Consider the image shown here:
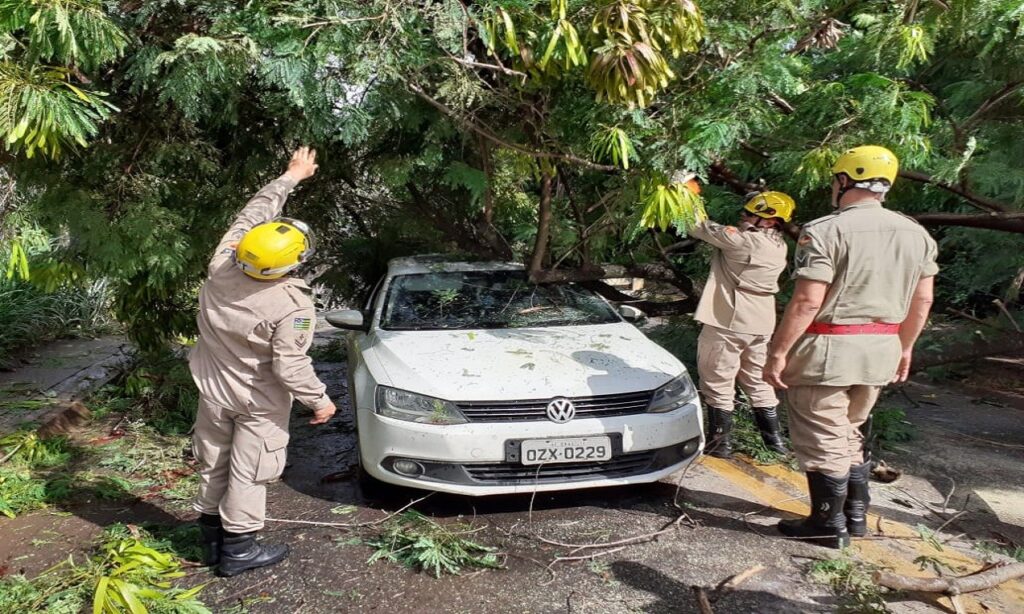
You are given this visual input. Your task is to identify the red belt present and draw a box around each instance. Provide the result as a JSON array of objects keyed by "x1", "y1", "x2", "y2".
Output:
[{"x1": 806, "y1": 322, "x2": 900, "y2": 335}]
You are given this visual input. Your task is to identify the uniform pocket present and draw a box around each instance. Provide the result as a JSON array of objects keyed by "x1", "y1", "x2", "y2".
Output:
[{"x1": 253, "y1": 432, "x2": 290, "y2": 484}]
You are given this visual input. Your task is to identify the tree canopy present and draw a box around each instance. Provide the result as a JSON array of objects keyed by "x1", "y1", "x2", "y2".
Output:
[{"x1": 2, "y1": 0, "x2": 1023, "y2": 348}]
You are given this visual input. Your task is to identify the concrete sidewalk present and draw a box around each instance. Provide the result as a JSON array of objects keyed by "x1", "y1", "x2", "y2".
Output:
[{"x1": 0, "y1": 336, "x2": 133, "y2": 433}]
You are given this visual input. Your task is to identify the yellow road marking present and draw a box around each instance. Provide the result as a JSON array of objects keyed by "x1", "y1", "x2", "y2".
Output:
[{"x1": 699, "y1": 456, "x2": 1024, "y2": 612}]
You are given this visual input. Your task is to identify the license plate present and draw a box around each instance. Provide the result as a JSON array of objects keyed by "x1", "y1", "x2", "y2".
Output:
[{"x1": 521, "y1": 436, "x2": 613, "y2": 465}]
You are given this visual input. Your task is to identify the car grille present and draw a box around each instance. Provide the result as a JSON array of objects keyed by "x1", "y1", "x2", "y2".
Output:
[
  {"x1": 456, "y1": 390, "x2": 653, "y2": 422},
  {"x1": 464, "y1": 450, "x2": 657, "y2": 484}
]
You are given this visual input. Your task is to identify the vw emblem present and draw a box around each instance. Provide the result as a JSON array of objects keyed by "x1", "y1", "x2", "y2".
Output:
[{"x1": 546, "y1": 398, "x2": 576, "y2": 423}]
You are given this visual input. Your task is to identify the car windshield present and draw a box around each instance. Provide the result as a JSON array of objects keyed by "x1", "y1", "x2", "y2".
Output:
[{"x1": 380, "y1": 270, "x2": 621, "y2": 330}]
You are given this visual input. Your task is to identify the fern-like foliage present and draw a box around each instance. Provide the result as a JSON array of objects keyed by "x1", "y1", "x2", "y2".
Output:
[
  {"x1": 0, "y1": 62, "x2": 115, "y2": 156},
  {"x1": 0, "y1": 0, "x2": 125, "y2": 157},
  {"x1": 0, "y1": 0, "x2": 128, "y2": 70}
]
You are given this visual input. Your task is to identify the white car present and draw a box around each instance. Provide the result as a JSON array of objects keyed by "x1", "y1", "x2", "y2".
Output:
[{"x1": 326, "y1": 256, "x2": 703, "y2": 496}]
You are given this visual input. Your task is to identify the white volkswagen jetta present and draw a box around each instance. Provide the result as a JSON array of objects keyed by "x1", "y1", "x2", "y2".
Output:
[{"x1": 326, "y1": 257, "x2": 703, "y2": 495}]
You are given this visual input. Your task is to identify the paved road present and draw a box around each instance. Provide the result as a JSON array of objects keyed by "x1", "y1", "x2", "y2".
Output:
[
  {"x1": 194, "y1": 360, "x2": 1024, "y2": 614},
  {"x1": 1, "y1": 338, "x2": 1021, "y2": 613}
]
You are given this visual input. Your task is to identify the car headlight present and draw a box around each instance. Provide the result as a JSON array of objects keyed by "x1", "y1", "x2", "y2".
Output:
[
  {"x1": 374, "y1": 386, "x2": 468, "y2": 425},
  {"x1": 647, "y1": 373, "x2": 698, "y2": 413}
]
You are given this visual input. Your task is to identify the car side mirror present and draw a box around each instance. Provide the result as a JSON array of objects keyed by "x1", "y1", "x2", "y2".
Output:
[
  {"x1": 325, "y1": 310, "x2": 370, "y2": 332},
  {"x1": 619, "y1": 304, "x2": 646, "y2": 322}
]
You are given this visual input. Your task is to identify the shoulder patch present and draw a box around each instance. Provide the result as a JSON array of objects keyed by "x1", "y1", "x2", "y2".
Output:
[
  {"x1": 798, "y1": 234, "x2": 813, "y2": 246},
  {"x1": 293, "y1": 317, "x2": 312, "y2": 331}
]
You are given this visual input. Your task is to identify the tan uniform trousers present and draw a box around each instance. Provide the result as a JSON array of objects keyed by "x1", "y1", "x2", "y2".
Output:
[
  {"x1": 697, "y1": 324, "x2": 779, "y2": 410},
  {"x1": 193, "y1": 397, "x2": 290, "y2": 533},
  {"x1": 786, "y1": 385, "x2": 881, "y2": 478}
]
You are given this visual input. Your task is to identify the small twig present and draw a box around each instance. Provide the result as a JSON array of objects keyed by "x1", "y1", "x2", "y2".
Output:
[
  {"x1": 535, "y1": 513, "x2": 686, "y2": 556},
  {"x1": 718, "y1": 564, "x2": 767, "y2": 592},
  {"x1": 546, "y1": 545, "x2": 628, "y2": 567},
  {"x1": 923, "y1": 423, "x2": 1024, "y2": 450},
  {"x1": 265, "y1": 493, "x2": 434, "y2": 529},
  {"x1": 992, "y1": 299, "x2": 1022, "y2": 332},
  {"x1": 942, "y1": 476, "x2": 957, "y2": 514},
  {"x1": 935, "y1": 510, "x2": 967, "y2": 536},
  {"x1": 0, "y1": 441, "x2": 25, "y2": 464},
  {"x1": 692, "y1": 586, "x2": 715, "y2": 614},
  {"x1": 449, "y1": 56, "x2": 528, "y2": 79}
]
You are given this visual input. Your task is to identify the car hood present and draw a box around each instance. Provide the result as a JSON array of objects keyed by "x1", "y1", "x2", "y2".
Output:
[{"x1": 366, "y1": 323, "x2": 685, "y2": 401}]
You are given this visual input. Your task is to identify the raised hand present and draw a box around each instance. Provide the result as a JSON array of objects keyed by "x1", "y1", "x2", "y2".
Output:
[{"x1": 284, "y1": 146, "x2": 319, "y2": 183}]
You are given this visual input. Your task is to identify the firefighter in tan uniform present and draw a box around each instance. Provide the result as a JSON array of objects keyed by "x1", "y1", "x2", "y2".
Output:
[
  {"x1": 190, "y1": 147, "x2": 337, "y2": 576},
  {"x1": 764, "y1": 146, "x2": 938, "y2": 549},
  {"x1": 690, "y1": 192, "x2": 795, "y2": 458}
]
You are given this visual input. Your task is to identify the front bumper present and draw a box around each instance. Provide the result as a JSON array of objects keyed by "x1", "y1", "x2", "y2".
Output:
[{"x1": 358, "y1": 401, "x2": 703, "y2": 496}]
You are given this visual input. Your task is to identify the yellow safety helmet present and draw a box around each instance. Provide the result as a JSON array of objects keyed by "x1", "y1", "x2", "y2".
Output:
[
  {"x1": 831, "y1": 145, "x2": 899, "y2": 184},
  {"x1": 234, "y1": 217, "x2": 315, "y2": 280},
  {"x1": 743, "y1": 191, "x2": 796, "y2": 223}
]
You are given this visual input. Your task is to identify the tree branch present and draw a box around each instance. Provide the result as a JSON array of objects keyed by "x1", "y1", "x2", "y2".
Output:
[
  {"x1": 582, "y1": 280, "x2": 697, "y2": 315},
  {"x1": 873, "y1": 564, "x2": 1024, "y2": 596},
  {"x1": 448, "y1": 56, "x2": 527, "y2": 79},
  {"x1": 900, "y1": 170, "x2": 1013, "y2": 212},
  {"x1": 532, "y1": 263, "x2": 684, "y2": 285},
  {"x1": 912, "y1": 212, "x2": 1024, "y2": 233},
  {"x1": 961, "y1": 81, "x2": 1024, "y2": 133},
  {"x1": 407, "y1": 84, "x2": 618, "y2": 172}
]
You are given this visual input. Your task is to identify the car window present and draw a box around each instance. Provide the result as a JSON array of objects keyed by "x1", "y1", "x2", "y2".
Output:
[{"x1": 380, "y1": 270, "x2": 620, "y2": 330}]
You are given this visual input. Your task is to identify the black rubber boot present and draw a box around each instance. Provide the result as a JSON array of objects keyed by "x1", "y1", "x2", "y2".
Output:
[
  {"x1": 777, "y1": 472, "x2": 851, "y2": 549},
  {"x1": 845, "y1": 460, "x2": 872, "y2": 537},
  {"x1": 752, "y1": 406, "x2": 789, "y2": 455},
  {"x1": 217, "y1": 532, "x2": 289, "y2": 577},
  {"x1": 704, "y1": 407, "x2": 733, "y2": 459},
  {"x1": 198, "y1": 513, "x2": 223, "y2": 566}
]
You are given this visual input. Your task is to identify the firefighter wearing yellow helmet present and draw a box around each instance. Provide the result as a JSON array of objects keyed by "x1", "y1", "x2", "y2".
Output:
[
  {"x1": 764, "y1": 146, "x2": 938, "y2": 549},
  {"x1": 689, "y1": 190, "x2": 796, "y2": 459},
  {"x1": 188, "y1": 147, "x2": 336, "y2": 577}
]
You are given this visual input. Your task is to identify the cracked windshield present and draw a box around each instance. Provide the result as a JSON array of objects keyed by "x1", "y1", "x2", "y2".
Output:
[{"x1": 381, "y1": 270, "x2": 620, "y2": 330}]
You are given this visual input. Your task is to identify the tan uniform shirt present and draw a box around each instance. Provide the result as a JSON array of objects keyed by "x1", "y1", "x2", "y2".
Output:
[
  {"x1": 690, "y1": 221, "x2": 788, "y2": 335},
  {"x1": 783, "y1": 200, "x2": 939, "y2": 387},
  {"x1": 188, "y1": 176, "x2": 330, "y2": 413}
]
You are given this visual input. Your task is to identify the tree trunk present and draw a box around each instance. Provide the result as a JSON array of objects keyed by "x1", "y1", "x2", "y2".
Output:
[
  {"x1": 583, "y1": 280, "x2": 697, "y2": 315},
  {"x1": 528, "y1": 171, "x2": 555, "y2": 277}
]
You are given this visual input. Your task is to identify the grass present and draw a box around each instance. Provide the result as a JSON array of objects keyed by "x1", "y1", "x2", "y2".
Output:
[
  {"x1": 870, "y1": 405, "x2": 915, "y2": 450},
  {"x1": 975, "y1": 540, "x2": 1024, "y2": 563},
  {"x1": 0, "y1": 523, "x2": 211, "y2": 614},
  {"x1": 367, "y1": 510, "x2": 502, "y2": 578},
  {"x1": 0, "y1": 398, "x2": 196, "y2": 517},
  {"x1": 117, "y1": 352, "x2": 199, "y2": 436},
  {"x1": 0, "y1": 279, "x2": 117, "y2": 367},
  {"x1": 807, "y1": 553, "x2": 891, "y2": 613},
  {"x1": 730, "y1": 404, "x2": 796, "y2": 467}
]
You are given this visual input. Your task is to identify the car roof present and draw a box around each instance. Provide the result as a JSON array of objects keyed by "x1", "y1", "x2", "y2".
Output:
[{"x1": 386, "y1": 255, "x2": 525, "y2": 277}]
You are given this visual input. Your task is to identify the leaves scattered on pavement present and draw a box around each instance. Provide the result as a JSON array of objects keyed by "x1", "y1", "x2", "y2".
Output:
[{"x1": 367, "y1": 510, "x2": 503, "y2": 578}]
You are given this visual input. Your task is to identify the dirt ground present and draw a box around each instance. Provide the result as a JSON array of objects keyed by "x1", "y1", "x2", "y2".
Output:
[{"x1": 2, "y1": 338, "x2": 1023, "y2": 613}]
